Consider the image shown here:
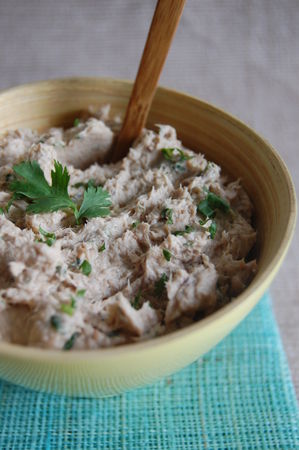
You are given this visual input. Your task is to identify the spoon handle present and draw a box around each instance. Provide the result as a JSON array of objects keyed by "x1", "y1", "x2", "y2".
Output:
[{"x1": 111, "y1": 0, "x2": 186, "y2": 162}]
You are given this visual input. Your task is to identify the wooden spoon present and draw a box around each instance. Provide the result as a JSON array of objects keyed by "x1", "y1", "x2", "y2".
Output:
[{"x1": 110, "y1": 0, "x2": 186, "y2": 162}]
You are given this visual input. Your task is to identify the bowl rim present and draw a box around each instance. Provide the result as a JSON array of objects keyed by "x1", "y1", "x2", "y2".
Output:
[{"x1": 0, "y1": 76, "x2": 296, "y2": 361}]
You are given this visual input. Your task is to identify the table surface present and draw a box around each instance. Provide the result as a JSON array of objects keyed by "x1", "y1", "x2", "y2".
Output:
[{"x1": 0, "y1": 0, "x2": 298, "y2": 398}]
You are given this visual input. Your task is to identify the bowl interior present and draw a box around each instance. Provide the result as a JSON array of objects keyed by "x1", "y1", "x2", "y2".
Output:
[
  {"x1": 0, "y1": 77, "x2": 295, "y2": 290},
  {"x1": 0, "y1": 78, "x2": 296, "y2": 396}
]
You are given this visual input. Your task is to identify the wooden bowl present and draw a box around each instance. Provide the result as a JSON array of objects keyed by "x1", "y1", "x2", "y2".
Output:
[{"x1": 0, "y1": 78, "x2": 296, "y2": 397}]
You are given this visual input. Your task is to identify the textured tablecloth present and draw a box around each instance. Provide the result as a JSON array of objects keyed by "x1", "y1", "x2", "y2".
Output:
[{"x1": 0, "y1": 293, "x2": 298, "y2": 449}]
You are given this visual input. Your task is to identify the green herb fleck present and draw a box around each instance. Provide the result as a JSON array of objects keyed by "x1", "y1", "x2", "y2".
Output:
[
  {"x1": 132, "y1": 220, "x2": 140, "y2": 229},
  {"x1": 99, "y1": 243, "x2": 106, "y2": 252},
  {"x1": 39, "y1": 226, "x2": 56, "y2": 246},
  {"x1": 73, "y1": 118, "x2": 80, "y2": 127},
  {"x1": 61, "y1": 298, "x2": 76, "y2": 316},
  {"x1": 154, "y1": 273, "x2": 168, "y2": 297},
  {"x1": 163, "y1": 249, "x2": 171, "y2": 261},
  {"x1": 161, "y1": 148, "x2": 193, "y2": 163},
  {"x1": 76, "y1": 289, "x2": 86, "y2": 297},
  {"x1": 209, "y1": 221, "x2": 217, "y2": 239},
  {"x1": 63, "y1": 332, "x2": 79, "y2": 350},
  {"x1": 80, "y1": 260, "x2": 92, "y2": 276},
  {"x1": 0, "y1": 207, "x2": 4, "y2": 215},
  {"x1": 161, "y1": 208, "x2": 173, "y2": 224},
  {"x1": 50, "y1": 314, "x2": 61, "y2": 330},
  {"x1": 197, "y1": 191, "x2": 229, "y2": 218},
  {"x1": 132, "y1": 290, "x2": 142, "y2": 310},
  {"x1": 172, "y1": 225, "x2": 194, "y2": 236}
]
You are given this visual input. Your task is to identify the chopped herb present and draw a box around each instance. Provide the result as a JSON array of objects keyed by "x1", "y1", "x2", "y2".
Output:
[
  {"x1": 172, "y1": 225, "x2": 194, "y2": 236},
  {"x1": 39, "y1": 227, "x2": 55, "y2": 239},
  {"x1": 99, "y1": 243, "x2": 105, "y2": 252},
  {"x1": 76, "y1": 289, "x2": 86, "y2": 297},
  {"x1": 9, "y1": 160, "x2": 111, "y2": 223},
  {"x1": 154, "y1": 273, "x2": 168, "y2": 297},
  {"x1": 209, "y1": 221, "x2": 217, "y2": 239},
  {"x1": 161, "y1": 208, "x2": 173, "y2": 224},
  {"x1": 50, "y1": 314, "x2": 61, "y2": 330},
  {"x1": 163, "y1": 249, "x2": 172, "y2": 261},
  {"x1": 132, "y1": 220, "x2": 140, "y2": 229},
  {"x1": 161, "y1": 148, "x2": 193, "y2": 163},
  {"x1": 197, "y1": 191, "x2": 229, "y2": 218},
  {"x1": 56, "y1": 265, "x2": 62, "y2": 274},
  {"x1": 39, "y1": 226, "x2": 56, "y2": 246},
  {"x1": 61, "y1": 298, "x2": 76, "y2": 316},
  {"x1": 80, "y1": 260, "x2": 92, "y2": 276},
  {"x1": 197, "y1": 199, "x2": 215, "y2": 218},
  {"x1": 63, "y1": 332, "x2": 79, "y2": 350},
  {"x1": 132, "y1": 290, "x2": 142, "y2": 310},
  {"x1": 73, "y1": 118, "x2": 80, "y2": 127},
  {"x1": 0, "y1": 207, "x2": 3, "y2": 215}
]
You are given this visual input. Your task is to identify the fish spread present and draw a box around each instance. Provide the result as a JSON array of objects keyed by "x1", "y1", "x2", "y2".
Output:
[{"x1": 0, "y1": 107, "x2": 257, "y2": 350}]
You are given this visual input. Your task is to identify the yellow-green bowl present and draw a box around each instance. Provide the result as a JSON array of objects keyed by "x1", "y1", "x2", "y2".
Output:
[{"x1": 0, "y1": 78, "x2": 296, "y2": 397}]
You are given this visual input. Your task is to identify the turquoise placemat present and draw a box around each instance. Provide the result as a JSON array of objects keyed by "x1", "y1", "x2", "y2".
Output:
[{"x1": 0, "y1": 293, "x2": 298, "y2": 449}]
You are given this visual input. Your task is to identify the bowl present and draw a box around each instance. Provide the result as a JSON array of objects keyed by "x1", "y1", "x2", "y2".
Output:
[{"x1": 0, "y1": 78, "x2": 296, "y2": 397}]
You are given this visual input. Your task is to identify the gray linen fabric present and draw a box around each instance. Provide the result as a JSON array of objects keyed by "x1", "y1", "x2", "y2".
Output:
[{"x1": 0, "y1": 0, "x2": 298, "y2": 396}]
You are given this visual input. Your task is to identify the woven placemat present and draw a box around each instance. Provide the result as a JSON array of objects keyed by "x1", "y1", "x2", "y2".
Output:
[{"x1": 0, "y1": 293, "x2": 298, "y2": 449}]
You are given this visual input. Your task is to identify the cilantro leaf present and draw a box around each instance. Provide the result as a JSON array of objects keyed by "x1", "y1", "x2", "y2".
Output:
[
  {"x1": 77, "y1": 186, "x2": 111, "y2": 221},
  {"x1": 10, "y1": 160, "x2": 76, "y2": 214},
  {"x1": 10, "y1": 160, "x2": 52, "y2": 198},
  {"x1": 9, "y1": 160, "x2": 112, "y2": 223}
]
